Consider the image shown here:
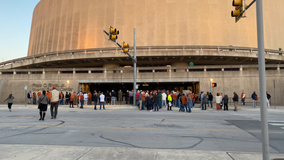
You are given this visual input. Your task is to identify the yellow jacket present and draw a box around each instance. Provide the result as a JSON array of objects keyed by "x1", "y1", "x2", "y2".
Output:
[{"x1": 167, "y1": 95, "x2": 172, "y2": 101}]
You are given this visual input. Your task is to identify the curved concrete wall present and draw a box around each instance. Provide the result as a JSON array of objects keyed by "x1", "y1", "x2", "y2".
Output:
[{"x1": 28, "y1": 0, "x2": 284, "y2": 56}]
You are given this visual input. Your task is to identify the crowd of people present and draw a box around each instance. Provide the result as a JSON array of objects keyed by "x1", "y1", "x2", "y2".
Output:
[{"x1": 3, "y1": 88, "x2": 273, "y2": 120}]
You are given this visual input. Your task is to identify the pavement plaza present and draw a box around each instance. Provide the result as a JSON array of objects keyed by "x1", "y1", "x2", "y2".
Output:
[{"x1": 0, "y1": 104, "x2": 284, "y2": 160}]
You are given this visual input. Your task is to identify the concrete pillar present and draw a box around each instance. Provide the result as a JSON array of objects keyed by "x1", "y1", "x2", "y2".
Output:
[
  {"x1": 43, "y1": 69, "x2": 45, "y2": 74},
  {"x1": 153, "y1": 69, "x2": 155, "y2": 73},
  {"x1": 73, "y1": 68, "x2": 76, "y2": 74},
  {"x1": 120, "y1": 70, "x2": 123, "y2": 73},
  {"x1": 222, "y1": 68, "x2": 224, "y2": 71},
  {"x1": 28, "y1": 71, "x2": 31, "y2": 74},
  {"x1": 171, "y1": 62, "x2": 188, "y2": 72},
  {"x1": 13, "y1": 71, "x2": 16, "y2": 75},
  {"x1": 204, "y1": 68, "x2": 207, "y2": 72},
  {"x1": 88, "y1": 70, "x2": 91, "y2": 74},
  {"x1": 58, "y1": 71, "x2": 60, "y2": 74},
  {"x1": 277, "y1": 64, "x2": 280, "y2": 71},
  {"x1": 0, "y1": 72, "x2": 2, "y2": 75},
  {"x1": 103, "y1": 64, "x2": 120, "y2": 73}
]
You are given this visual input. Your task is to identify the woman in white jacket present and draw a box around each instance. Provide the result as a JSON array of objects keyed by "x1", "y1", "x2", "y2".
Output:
[{"x1": 215, "y1": 93, "x2": 222, "y2": 110}]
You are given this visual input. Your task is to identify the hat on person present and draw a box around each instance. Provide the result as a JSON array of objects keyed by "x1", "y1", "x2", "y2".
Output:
[{"x1": 52, "y1": 86, "x2": 56, "y2": 89}]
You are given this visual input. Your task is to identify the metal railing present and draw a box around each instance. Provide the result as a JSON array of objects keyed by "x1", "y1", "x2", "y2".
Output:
[{"x1": 0, "y1": 45, "x2": 283, "y2": 67}]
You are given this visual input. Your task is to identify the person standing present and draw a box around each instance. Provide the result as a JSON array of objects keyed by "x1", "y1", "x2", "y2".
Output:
[
  {"x1": 267, "y1": 92, "x2": 271, "y2": 108},
  {"x1": 111, "y1": 90, "x2": 116, "y2": 105},
  {"x1": 125, "y1": 90, "x2": 129, "y2": 104},
  {"x1": 232, "y1": 92, "x2": 239, "y2": 111},
  {"x1": 187, "y1": 94, "x2": 192, "y2": 113},
  {"x1": 136, "y1": 91, "x2": 140, "y2": 106},
  {"x1": 162, "y1": 92, "x2": 167, "y2": 108},
  {"x1": 27, "y1": 91, "x2": 32, "y2": 104},
  {"x1": 72, "y1": 92, "x2": 77, "y2": 107},
  {"x1": 118, "y1": 90, "x2": 123, "y2": 105},
  {"x1": 158, "y1": 92, "x2": 162, "y2": 109},
  {"x1": 172, "y1": 92, "x2": 177, "y2": 107},
  {"x1": 223, "y1": 94, "x2": 229, "y2": 111},
  {"x1": 60, "y1": 92, "x2": 64, "y2": 105},
  {"x1": 38, "y1": 90, "x2": 49, "y2": 121},
  {"x1": 84, "y1": 92, "x2": 88, "y2": 105},
  {"x1": 215, "y1": 93, "x2": 222, "y2": 110},
  {"x1": 180, "y1": 94, "x2": 187, "y2": 112},
  {"x1": 88, "y1": 92, "x2": 92, "y2": 105},
  {"x1": 4, "y1": 94, "x2": 14, "y2": 112},
  {"x1": 153, "y1": 93, "x2": 159, "y2": 112},
  {"x1": 141, "y1": 91, "x2": 146, "y2": 110},
  {"x1": 167, "y1": 93, "x2": 173, "y2": 111},
  {"x1": 37, "y1": 91, "x2": 42, "y2": 104},
  {"x1": 220, "y1": 93, "x2": 224, "y2": 109},
  {"x1": 32, "y1": 92, "x2": 37, "y2": 104},
  {"x1": 241, "y1": 90, "x2": 246, "y2": 105},
  {"x1": 93, "y1": 92, "x2": 98, "y2": 110},
  {"x1": 69, "y1": 93, "x2": 74, "y2": 108},
  {"x1": 106, "y1": 91, "x2": 110, "y2": 105},
  {"x1": 251, "y1": 91, "x2": 257, "y2": 108},
  {"x1": 201, "y1": 92, "x2": 207, "y2": 110},
  {"x1": 100, "y1": 92, "x2": 105, "y2": 109},
  {"x1": 79, "y1": 92, "x2": 84, "y2": 109},
  {"x1": 50, "y1": 86, "x2": 63, "y2": 119},
  {"x1": 129, "y1": 90, "x2": 134, "y2": 104},
  {"x1": 65, "y1": 92, "x2": 69, "y2": 105},
  {"x1": 208, "y1": 92, "x2": 213, "y2": 108},
  {"x1": 138, "y1": 91, "x2": 142, "y2": 110}
]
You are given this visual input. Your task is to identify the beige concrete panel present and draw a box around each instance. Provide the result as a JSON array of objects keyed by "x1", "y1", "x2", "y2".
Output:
[{"x1": 28, "y1": 0, "x2": 284, "y2": 56}]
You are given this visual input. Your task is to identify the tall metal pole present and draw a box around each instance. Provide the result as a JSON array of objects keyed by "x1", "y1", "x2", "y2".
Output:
[
  {"x1": 210, "y1": 80, "x2": 212, "y2": 93},
  {"x1": 274, "y1": 80, "x2": 276, "y2": 109},
  {"x1": 256, "y1": 0, "x2": 270, "y2": 159},
  {"x1": 133, "y1": 28, "x2": 137, "y2": 106}
]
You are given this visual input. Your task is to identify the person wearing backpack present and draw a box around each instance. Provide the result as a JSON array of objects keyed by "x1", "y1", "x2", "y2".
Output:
[
  {"x1": 251, "y1": 92, "x2": 257, "y2": 108},
  {"x1": 38, "y1": 90, "x2": 49, "y2": 121}
]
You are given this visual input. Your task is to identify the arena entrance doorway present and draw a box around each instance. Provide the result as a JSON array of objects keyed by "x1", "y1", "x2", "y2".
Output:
[{"x1": 79, "y1": 82, "x2": 199, "y2": 95}]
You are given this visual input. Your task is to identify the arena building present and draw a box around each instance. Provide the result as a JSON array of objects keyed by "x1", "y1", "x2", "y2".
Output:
[{"x1": 0, "y1": 0, "x2": 284, "y2": 104}]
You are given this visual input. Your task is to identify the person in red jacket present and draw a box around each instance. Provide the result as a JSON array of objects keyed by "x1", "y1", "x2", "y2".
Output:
[{"x1": 180, "y1": 94, "x2": 187, "y2": 112}]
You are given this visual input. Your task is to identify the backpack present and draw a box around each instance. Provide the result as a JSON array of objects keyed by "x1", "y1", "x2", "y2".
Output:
[{"x1": 256, "y1": 96, "x2": 259, "y2": 100}]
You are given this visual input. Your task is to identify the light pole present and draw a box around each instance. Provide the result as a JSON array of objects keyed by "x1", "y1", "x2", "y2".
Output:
[
  {"x1": 210, "y1": 79, "x2": 213, "y2": 93},
  {"x1": 256, "y1": 0, "x2": 270, "y2": 159}
]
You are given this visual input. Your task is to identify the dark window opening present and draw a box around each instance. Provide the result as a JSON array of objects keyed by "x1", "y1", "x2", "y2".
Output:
[
  {"x1": 207, "y1": 68, "x2": 222, "y2": 71},
  {"x1": 2, "y1": 72, "x2": 13, "y2": 75},
  {"x1": 16, "y1": 72, "x2": 28, "y2": 74},
  {"x1": 224, "y1": 68, "x2": 240, "y2": 71},
  {"x1": 91, "y1": 71, "x2": 103, "y2": 73},
  {"x1": 265, "y1": 67, "x2": 277, "y2": 70},
  {"x1": 31, "y1": 71, "x2": 43, "y2": 74},
  {"x1": 76, "y1": 71, "x2": 88, "y2": 74},
  {"x1": 139, "y1": 70, "x2": 152, "y2": 73}
]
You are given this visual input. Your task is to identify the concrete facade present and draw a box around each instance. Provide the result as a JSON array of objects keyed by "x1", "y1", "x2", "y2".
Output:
[
  {"x1": 28, "y1": 0, "x2": 284, "y2": 56},
  {"x1": 1, "y1": 64, "x2": 283, "y2": 105}
]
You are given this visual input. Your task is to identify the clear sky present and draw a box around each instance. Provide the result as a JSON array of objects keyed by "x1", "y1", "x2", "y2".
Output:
[{"x1": 0, "y1": 0, "x2": 40, "y2": 62}]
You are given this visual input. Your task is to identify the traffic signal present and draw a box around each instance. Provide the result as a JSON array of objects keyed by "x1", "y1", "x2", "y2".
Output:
[
  {"x1": 109, "y1": 26, "x2": 119, "y2": 42},
  {"x1": 212, "y1": 83, "x2": 217, "y2": 88},
  {"x1": 231, "y1": 0, "x2": 244, "y2": 23},
  {"x1": 122, "y1": 41, "x2": 129, "y2": 54}
]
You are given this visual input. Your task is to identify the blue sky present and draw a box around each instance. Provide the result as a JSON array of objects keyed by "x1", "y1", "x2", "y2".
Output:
[{"x1": 0, "y1": 0, "x2": 40, "y2": 62}]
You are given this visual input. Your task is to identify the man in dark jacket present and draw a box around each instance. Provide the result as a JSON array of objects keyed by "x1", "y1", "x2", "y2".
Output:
[
  {"x1": 153, "y1": 93, "x2": 159, "y2": 111},
  {"x1": 223, "y1": 95, "x2": 229, "y2": 111},
  {"x1": 111, "y1": 90, "x2": 116, "y2": 105},
  {"x1": 251, "y1": 92, "x2": 257, "y2": 108},
  {"x1": 93, "y1": 92, "x2": 98, "y2": 110},
  {"x1": 232, "y1": 92, "x2": 239, "y2": 111}
]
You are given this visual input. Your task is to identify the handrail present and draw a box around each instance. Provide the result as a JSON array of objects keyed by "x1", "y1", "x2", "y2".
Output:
[
  {"x1": 0, "y1": 45, "x2": 283, "y2": 66},
  {"x1": 0, "y1": 64, "x2": 282, "y2": 72}
]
